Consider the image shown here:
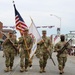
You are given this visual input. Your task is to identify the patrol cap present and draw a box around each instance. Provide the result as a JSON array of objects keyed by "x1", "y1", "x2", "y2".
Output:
[
  {"x1": 9, "y1": 31, "x2": 13, "y2": 34},
  {"x1": 60, "y1": 34, "x2": 65, "y2": 39},
  {"x1": 24, "y1": 28, "x2": 29, "y2": 31},
  {"x1": 60, "y1": 34, "x2": 65, "y2": 37},
  {"x1": 42, "y1": 30, "x2": 46, "y2": 33}
]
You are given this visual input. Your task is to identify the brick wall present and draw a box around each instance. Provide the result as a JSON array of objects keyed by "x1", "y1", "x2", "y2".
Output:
[{"x1": 0, "y1": 22, "x2": 3, "y2": 38}]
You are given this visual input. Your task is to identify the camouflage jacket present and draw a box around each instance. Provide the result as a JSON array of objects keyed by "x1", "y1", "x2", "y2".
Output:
[
  {"x1": 54, "y1": 41, "x2": 70, "y2": 57},
  {"x1": 37, "y1": 36, "x2": 52, "y2": 53},
  {"x1": 2, "y1": 37, "x2": 18, "y2": 52},
  {"x1": 18, "y1": 35, "x2": 33, "y2": 50}
]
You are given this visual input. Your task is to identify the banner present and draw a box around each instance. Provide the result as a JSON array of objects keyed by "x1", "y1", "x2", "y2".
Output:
[{"x1": 29, "y1": 17, "x2": 42, "y2": 58}]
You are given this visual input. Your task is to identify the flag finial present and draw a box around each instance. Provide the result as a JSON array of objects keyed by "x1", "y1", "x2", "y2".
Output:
[{"x1": 12, "y1": 0, "x2": 15, "y2": 4}]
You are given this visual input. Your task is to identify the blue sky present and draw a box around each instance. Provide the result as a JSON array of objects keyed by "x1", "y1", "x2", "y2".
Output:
[{"x1": 0, "y1": 0, "x2": 75, "y2": 38}]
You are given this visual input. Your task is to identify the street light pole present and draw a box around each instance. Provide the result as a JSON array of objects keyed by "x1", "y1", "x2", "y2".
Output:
[{"x1": 50, "y1": 14, "x2": 61, "y2": 35}]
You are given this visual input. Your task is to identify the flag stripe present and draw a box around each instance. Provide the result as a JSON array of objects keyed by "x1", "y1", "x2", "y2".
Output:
[
  {"x1": 54, "y1": 35, "x2": 58, "y2": 42},
  {"x1": 13, "y1": 4, "x2": 28, "y2": 32}
]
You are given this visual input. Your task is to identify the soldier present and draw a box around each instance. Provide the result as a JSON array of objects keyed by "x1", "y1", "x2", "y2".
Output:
[
  {"x1": 54, "y1": 35, "x2": 71, "y2": 74},
  {"x1": 13, "y1": 35, "x2": 18, "y2": 55},
  {"x1": 36, "y1": 30, "x2": 52, "y2": 73},
  {"x1": 18, "y1": 28, "x2": 33, "y2": 72},
  {"x1": 2, "y1": 31, "x2": 17, "y2": 72}
]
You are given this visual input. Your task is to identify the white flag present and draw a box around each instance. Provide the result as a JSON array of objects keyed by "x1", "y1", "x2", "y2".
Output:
[{"x1": 29, "y1": 17, "x2": 42, "y2": 58}]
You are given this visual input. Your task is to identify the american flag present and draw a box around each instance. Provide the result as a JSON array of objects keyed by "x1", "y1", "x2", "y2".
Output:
[
  {"x1": 54, "y1": 35, "x2": 60, "y2": 45},
  {"x1": 54, "y1": 35, "x2": 58, "y2": 42},
  {"x1": 13, "y1": 3, "x2": 28, "y2": 32}
]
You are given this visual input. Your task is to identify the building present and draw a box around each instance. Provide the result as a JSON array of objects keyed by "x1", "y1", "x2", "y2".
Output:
[
  {"x1": 65, "y1": 32, "x2": 75, "y2": 47},
  {"x1": 0, "y1": 21, "x2": 16, "y2": 50}
]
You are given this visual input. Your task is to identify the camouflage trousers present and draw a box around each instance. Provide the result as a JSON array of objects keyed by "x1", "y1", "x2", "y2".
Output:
[
  {"x1": 39, "y1": 53, "x2": 48, "y2": 68},
  {"x1": 20, "y1": 50, "x2": 30, "y2": 68},
  {"x1": 4, "y1": 51, "x2": 15, "y2": 67},
  {"x1": 57, "y1": 57, "x2": 67, "y2": 70}
]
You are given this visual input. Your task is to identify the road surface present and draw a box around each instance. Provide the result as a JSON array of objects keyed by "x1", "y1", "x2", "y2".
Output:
[{"x1": 0, "y1": 51, "x2": 75, "y2": 75}]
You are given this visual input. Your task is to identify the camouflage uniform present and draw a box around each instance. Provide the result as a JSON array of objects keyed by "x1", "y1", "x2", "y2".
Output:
[
  {"x1": 13, "y1": 35, "x2": 18, "y2": 55},
  {"x1": 2, "y1": 32, "x2": 17, "y2": 72},
  {"x1": 36, "y1": 30, "x2": 52, "y2": 73},
  {"x1": 18, "y1": 30, "x2": 33, "y2": 72},
  {"x1": 54, "y1": 35, "x2": 71, "y2": 74}
]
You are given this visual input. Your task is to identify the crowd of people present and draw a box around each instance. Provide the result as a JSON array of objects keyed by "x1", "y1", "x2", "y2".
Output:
[{"x1": 1, "y1": 28, "x2": 72, "y2": 74}]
